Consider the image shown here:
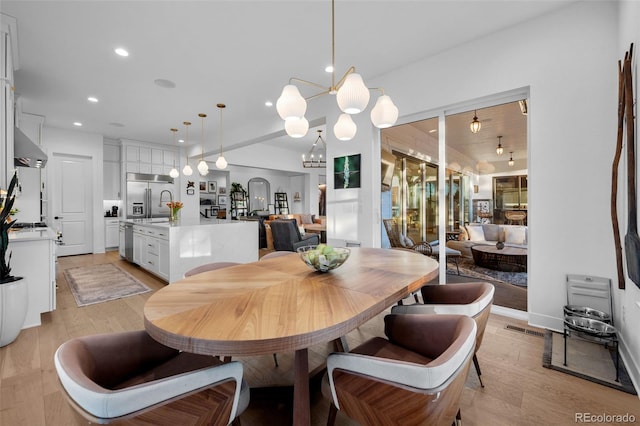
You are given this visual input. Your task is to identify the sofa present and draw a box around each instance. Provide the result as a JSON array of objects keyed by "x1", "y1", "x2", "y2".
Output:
[{"x1": 446, "y1": 223, "x2": 528, "y2": 259}]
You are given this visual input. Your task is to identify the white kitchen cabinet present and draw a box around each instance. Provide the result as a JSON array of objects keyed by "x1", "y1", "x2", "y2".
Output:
[
  {"x1": 105, "y1": 219, "x2": 119, "y2": 249},
  {"x1": 9, "y1": 230, "x2": 56, "y2": 329},
  {"x1": 1, "y1": 16, "x2": 16, "y2": 188},
  {"x1": 139, "y1": 147, "x2": 151, "y2": 163},
  {"x1": 126, "y1": 145, "x2": 139, "y2": 162},
  {"x1": 152, "y1": 148, "x2": 163, "y2": 164},
  {"x1": 104, "y1": 144, "x2": 121, "y2": 199},
  {"x1": 133, "y1": 226, "x2": 144, "y2": 265},
  {"x1": 132, "y1": 224, "x2": 169, "y2": 280}
]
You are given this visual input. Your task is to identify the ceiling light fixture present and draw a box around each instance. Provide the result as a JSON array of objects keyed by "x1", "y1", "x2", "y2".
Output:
[
  {"x1": 87, "y1": 96, "x2": 98, "y2": 103},
  {"x1": 73, "y1": 122, "x2": 82, "y2": 127},
  {"x1": 470, "y1": 110, "x2": 481, "y2": 133},
  {"x1": 169, "y1": 128, "x2": 180, "y2": 178},
  {"x1": 508, "y1": 152, "x2": 514, "y2": 167},
  {"x1": 114, "y1": 47, "x2": 129, "y2": 57},
  {"x1": 215, "y1": 103, "x2": 228, "y2": 170},
  {"x1": 276, "y1": 0, "x2": 398, "y2": 140},
  {"x1": 496, "y1": 135, "x2": 504, "y2": 155},
  {"x1": 182, "y1": 121, "x2": 193, "y2": 176},
  {"x1": 197, "y1": 113, "x2": 209, "y2": 176},
  {"x1": 302, "y1": 130, "x2": 327, "y2": 168}
]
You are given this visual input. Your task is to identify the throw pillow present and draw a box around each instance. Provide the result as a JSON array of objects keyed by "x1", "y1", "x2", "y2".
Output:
[
  {"x1": 504, "y1": 226, "x2": 526, "y2": 245},
  {"x1": 400, "y1": 233, "x2": 415, "y2": 248},
  {"x1": 465, "y1": 225, "x2": 485, "y2": 242},
  {"x1": 300, "y1": 214, "x2": 314, "y2": 224},
  {"x1": 482, "y1": 224, "x2": 500, "y2": 242}
]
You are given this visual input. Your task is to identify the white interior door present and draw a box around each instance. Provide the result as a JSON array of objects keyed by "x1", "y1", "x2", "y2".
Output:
[{"x1": 53, "y1": 154, "x2": 93, "y2": 256}]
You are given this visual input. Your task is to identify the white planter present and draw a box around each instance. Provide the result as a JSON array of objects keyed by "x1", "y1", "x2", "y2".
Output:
[{"x1": 0, "y1": 277, "x2": 28, "y2": 347}]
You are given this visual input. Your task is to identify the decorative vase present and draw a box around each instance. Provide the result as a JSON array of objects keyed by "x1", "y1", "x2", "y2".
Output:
[
  {"x1": 0, "y1": 277, "x2": 28, "y2": 347},
  {"x1": 171, "y1": 208, "x2": 180, "y2": 222},
  {"x1": 496, "y1": 241, "x2": 505, "y2": 250}
]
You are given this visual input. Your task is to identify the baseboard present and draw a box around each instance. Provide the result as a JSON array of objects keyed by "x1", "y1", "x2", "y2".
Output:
[
  {"x1": 491, "y1": 305, "x2": 528, "y2": 321},
  {"x1": 528, "y1": 312, "x2": 564, "y2": 332},
  {"x1": 617, "y1": 334, "x2": 640, "y2": 398}
]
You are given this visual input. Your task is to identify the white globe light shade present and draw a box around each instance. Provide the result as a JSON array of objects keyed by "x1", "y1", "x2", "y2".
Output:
[
  {"x1": 370, "y1": 95, "x2": 399, "y2": 128},
  {"x1": 336, "y1": 73, "x2": 370, "y2": 114},
  {"x1": 169, "y1": 167, "x2": 179, "y2": 178},
  {"x1": 182, "y1": 164, "x2": 193, "y2": 176},
  {"x1": 334, "y1": 113, "x2": 357, "y2": 141},
  {"x1": 284, "y1": 117, "x2": 309, "y2": 138},
  {"x1": 197, "y1": 160, "x2": 209, "y2": 175},
  {"x1": 276, "y1": 85, "x2": 307, "y2": 120},
  {"x1": 216, "y1": 155, "x2": 228, "y2": 169}
]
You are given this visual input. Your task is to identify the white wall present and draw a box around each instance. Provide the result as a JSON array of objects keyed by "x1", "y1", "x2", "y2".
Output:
[
  {"x1": 349, "y1": 0, "x2": 638, "y2": 390},
  {"x1": 617, "y1": 0, "x2": 640, "y2": 395},
  {"x1": 42, "y1": 127, "x2": 105, "y2": 253}
]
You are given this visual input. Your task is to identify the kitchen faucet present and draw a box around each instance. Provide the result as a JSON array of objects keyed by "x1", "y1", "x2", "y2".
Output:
[{"x1": 159, "y1": 190, "x2": 173, "y2": 207}]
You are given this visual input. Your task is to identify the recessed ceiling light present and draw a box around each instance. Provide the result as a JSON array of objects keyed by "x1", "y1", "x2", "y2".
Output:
[
  {"x1": 325, "y1": 65, "x2": 334, "y2": 73},
  {"x1": 178, "y1": 139, "x2": 184, "y2": 143},
  {"x1": 108, "y1": 122, "x2": 125, "y2": 127},
  {"x1": 429, "y1": 129, "x2": 437, "y2": 133},
  {"x1": 114, "y1": 47, "x2": 129, "y2": 57},
  {"x1": 154, "y1": 79, "x2": 176, "y2": 89},
  {"x1": 87, "y1": 96, "x2": 98, "y2": 103},
  {"x1": 265, "y1": 101, "x2": 273, "y2": 107},
  {"x1": 73, "y1": 122, "x2": 82, "y2": 127}
]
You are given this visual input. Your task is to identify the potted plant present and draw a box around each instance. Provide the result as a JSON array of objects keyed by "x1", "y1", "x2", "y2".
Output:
[{"x1": 0, "y1": 171, "x2": 28, "y2": 347}]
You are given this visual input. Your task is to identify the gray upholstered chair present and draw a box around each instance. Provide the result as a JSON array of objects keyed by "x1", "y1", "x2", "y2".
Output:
[
  {"x1": 184, "y1": 261, "x2": 241, "y2": 278},
  {"x1": 269, "y1": 219, "x2": 319, "y2": 252},
  {"x1": 54, "y1": 330, "x2": 249, "y2": 425},
  {"x1": 392, "y1": 282, "x2": 494, "y2": 387},
  {"x1": 324, "y1": 314, "x2": 476, "y2": 426}
]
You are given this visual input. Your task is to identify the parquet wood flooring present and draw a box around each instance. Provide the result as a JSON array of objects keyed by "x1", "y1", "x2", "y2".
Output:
[{"x1": 0, "y1": 251, "x2": 637, "y2": 425}]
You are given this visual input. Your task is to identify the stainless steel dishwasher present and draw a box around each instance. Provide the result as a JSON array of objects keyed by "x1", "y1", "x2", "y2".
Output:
[{"x1": 120, "y1": 222, "x2": 134, "y2": 262}]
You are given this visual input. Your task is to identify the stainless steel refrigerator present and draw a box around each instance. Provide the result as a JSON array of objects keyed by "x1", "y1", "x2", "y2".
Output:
[{"x1": 126, "y1": 173, "x2": 176, "y2": 219}]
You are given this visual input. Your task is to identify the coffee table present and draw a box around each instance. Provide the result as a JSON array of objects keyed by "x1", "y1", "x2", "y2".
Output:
[{"x1": 471, "y1": 245, "x2": 527, "y2": 272}]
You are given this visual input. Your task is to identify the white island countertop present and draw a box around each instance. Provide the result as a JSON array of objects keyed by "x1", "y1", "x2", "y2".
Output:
[
  {"x1": 9, "y1": 228, "x2": 57, "y2": 242},
  {"x1": 127, "y1": 218, "x2": 259, "y2": 283}
]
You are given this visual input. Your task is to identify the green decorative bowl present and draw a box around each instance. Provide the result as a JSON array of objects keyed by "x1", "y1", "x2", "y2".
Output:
[{"x1": 297, "y1": 245, "x2": 350, "y2": 272}]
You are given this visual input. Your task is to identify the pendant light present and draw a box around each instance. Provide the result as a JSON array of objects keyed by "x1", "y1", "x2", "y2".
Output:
[
  {"x1": 470, "y1": 110, "x2": 481, "y2": 133},
  {"x1": 216, "y1": 103, "x2": 228, "y2": 169},
  {"x1": 334, "y1": 113, "x2": 357, "y2": 141},
  {"x1": 276, "y1": 0, "x2": 398, "y2": 140},
  {"x1": 496, "y1": 136, "x2": 504, "y2": 155},
  {"x1": 169, "y1": 128, "x2": 179, "y2": 178},
  {"x1": 182, "y1": 121, "x2": 193, "y2": 176},
  {"x1": 508, "y1": 152, "x2": 514, "y2": 167},
  {"x1": 197, "y1": 113, "x2": 209, "y2": 176}
]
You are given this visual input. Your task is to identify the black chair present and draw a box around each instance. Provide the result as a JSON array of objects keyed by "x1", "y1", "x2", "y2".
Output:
[{"x1": 270, "y1": 219, "x2": 320, "y2": 251}]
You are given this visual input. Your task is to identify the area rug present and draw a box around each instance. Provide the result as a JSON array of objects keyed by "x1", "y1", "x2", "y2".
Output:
[
  {"x1": 542, "y1": 330, "x2": 636, "y2": 394},
  {"x1": 64, "y1": 263, "x2": 151, "y2": 307},
  {"x1": 447, "y1": 258, "x2": 527, "y2": 287}
]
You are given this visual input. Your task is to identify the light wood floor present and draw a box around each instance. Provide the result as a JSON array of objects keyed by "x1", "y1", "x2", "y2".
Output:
[{"x1": 1, "y1": 251, "x2": 638, "y2": 425}]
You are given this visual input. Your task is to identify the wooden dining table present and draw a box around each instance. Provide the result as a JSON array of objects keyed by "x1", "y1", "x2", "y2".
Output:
[{"x1": 144, "y1": 247, "x2": 439, "y2": 425}]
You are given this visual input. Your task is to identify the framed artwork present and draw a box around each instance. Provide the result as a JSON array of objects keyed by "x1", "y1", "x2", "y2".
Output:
[
  {"x1": 210, "y1": 206, "x2": 219, "y2": 216},
  {"x1": 208, "y1": 181, "x2": 217, "y2": 193},
  {"x1": 334, "y1": 154, "x2": 361, "y2": 189},
  {"x1": 218, "y1": 195, "x2": 227, "y2": 205},
  {"x1": 199, "y1": 181, "x2": 207, "y2": 192},
  {"x1": 219, "y1": 187, "x2": 227, "y2": 195}
]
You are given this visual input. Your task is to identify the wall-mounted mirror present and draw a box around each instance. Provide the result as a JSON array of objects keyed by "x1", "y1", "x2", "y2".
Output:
[{"x1": 248, "y1": 177, "x2": 270, "y2": 214}]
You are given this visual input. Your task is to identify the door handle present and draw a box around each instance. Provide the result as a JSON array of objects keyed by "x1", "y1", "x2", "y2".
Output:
[{"x1": 54, "y1": 216, "x2": 64, "y2": 219}]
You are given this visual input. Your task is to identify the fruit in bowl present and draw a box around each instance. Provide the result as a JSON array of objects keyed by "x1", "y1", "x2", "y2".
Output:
[{"x1": 297, "y1": 244, "x2": 350, "y2": 272}]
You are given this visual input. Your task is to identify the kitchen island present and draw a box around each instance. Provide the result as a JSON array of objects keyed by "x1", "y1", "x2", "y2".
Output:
[
  {"x1": 124, "y1": 218, "x2": 258, "y2": 283},
  {"x1": 8, "y1": 228, "x2": 57, "y2": 328}
]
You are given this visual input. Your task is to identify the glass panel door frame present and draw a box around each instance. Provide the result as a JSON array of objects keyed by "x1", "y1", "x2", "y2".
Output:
[{"x1": 389, "y1": 87, "x2": 529, "y2": 283}]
